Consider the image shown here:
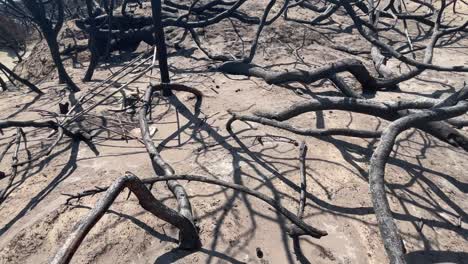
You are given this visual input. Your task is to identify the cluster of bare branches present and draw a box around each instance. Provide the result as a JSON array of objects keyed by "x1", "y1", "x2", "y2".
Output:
[{"x1": 0, "y1": 0, "x2": 467, "y2": 264}]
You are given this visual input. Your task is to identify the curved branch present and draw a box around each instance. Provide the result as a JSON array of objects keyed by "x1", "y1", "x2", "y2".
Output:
[
  {"x1": 255, "y1": 96, "x2": 437, "y2": 121},
  {"x1": 64, "y1": 173, "x2": 328, "y2": 238},
  {"x1": 254, "y1": 96, "x2": 468, "y2": 150},
  {"x1": 139, "y1": 83, "x2": 196, "y2": 222},
  {"x1": 369, "y1": 101, "x2": 468, "y2": 264},
  {"x1": 217, "y1": 59, "x2": 379, "y2": 92},
  {"x1": 227, "y1": 112, "x2": 382, "y2": 138},
  {"x1": 51, "y1": 173, "x2": 200, "y2": 264}
]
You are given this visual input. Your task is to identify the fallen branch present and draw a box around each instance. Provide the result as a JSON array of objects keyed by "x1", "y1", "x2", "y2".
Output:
[
  {"x1": 297, "y1": 142, "x2": 307, "y2": 218},
  {"x1": 0, "y1": 119, "x2": 91, "y2": 142},
  {"x1": 287, "y1": 141, "x2": 310, "y2": 237},
  {"x1": 14, "y1": 127, "x2": 64, "y2": 167},
  {"x1": 217, "y1": 58, "x2": 379, "y2": 92},
  {"x1": 139, "y1": 83, "x2": 197, "y2": 222},
  {"x1": 227, "y1": 112, "x2": 382, "y2": 138},
  {"x1": 51, "y1": 172, "x2": 200, "y2": 264},
  {"x1": 369, "y1": 101, "x2": 468, "y2": 264},
  {"x1": 254, "y1": 96, "x2": 468, "y2": 151},
  {"x1": 64, "y1": 173, "x2": 328, "y2": 238},
  {"x1": 0, "y1": 62, "x2": 43, "y2": 94}
]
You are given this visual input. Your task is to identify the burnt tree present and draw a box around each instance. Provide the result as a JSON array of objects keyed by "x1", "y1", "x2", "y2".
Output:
[
  {"x1": 151, "y1": 0, "x2": 172, "y2": 96},
  {"x1": 83, "y1": 0, "x2": 100, "y2": 81},
  {"x1": 21, "y1": 0, "x2": 80, "y2": 92}
]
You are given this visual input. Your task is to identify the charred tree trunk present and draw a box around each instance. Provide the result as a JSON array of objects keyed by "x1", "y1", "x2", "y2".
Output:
[
  {"x1": 151, "y1": 0, "x2": 172, "y2": 96},
  {"x1": 83, "y1": 0, "x2": 100, "y2": 82},
  {"x1": 43, "y1": 29, "x2": 79, "y2": 92},
  {"x1": 104, "y1": 0, "x2": 115, "y2": 58},
  {"x1": 22, "y1": 0, "x2": 80, "y2": 92}
]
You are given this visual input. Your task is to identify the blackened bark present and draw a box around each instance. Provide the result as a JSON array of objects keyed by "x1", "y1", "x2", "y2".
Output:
[
  {"x1": 51, "y1": 173, "x2": 200, "y2": 264},
  {"x1": 151, "y1": 0, "x2": 172, "y2": 96},
  {"x1": 104, "y1": 0, "x2": 115, "y2": 58},
  {"x1": 0, "y1": 76, "x2": 7, "y2": 91},
  {"x1": 0, "y1": 62, "x2": 43, "y2": 94},
  {"x1": 369, "y1": 102, "x2": 468, "y2": 264},
  {"x1": 83, "y1": 0, "x2": 100, "y2": 82},
  {"x1": 22, "y1": 0, "x2": 79, "y2": 92},
  {"x1": 43, "y1": 30, "x2": 79, "y2": 92}
]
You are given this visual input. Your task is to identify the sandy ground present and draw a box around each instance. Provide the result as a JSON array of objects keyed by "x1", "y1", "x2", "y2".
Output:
[
  {"x1": 0, "y1": 1, "x2": 467, "y2": 264},
  {"x1": 0, "y1": 49, "x2": 16, "y2": 79},
  {"x1": 0, "y1": 49, "x2": 15, "y2": 67}
]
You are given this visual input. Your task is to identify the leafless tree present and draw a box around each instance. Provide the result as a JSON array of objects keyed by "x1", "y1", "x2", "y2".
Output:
[{"x1": 1, "y1": 0, "x2": 80, "y2": 92}]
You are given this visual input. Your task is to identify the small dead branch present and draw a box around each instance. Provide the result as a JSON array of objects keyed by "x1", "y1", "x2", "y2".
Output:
[
  {"x1": 297, "y1": 142, "x2": 307, "y2": 219},
  {"x1": 285, "y1": 2, "x2": 339, "y2": 26},
  {"x1": 0, "y1": 117, "x2": 97, "y2": 170},
  {"x1": 14, "y1": 127, "x2": 64, "y2": 167},
  {"x1": 0, "y1": 62, "x2": 43, "y2": 94},
  {"x1": 0, "y1": 119, "x2": 93, "y2": 143},
  {"x1": 0, "y1": 134, "x2": 17, "y2": 164},
  {"x1": 0, "y1": 128, "x2": 22, "y2": 203},
  {"x1": 287, "y1": 141, "x2": 310, "y2": 237},
  {"x1": 340, "y1": 1, "x2": 468, "y2": 73}
]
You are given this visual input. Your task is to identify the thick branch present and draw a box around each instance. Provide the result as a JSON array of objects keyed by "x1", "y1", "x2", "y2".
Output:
[
  {"x1": 139, "y1": 84, "x2": 195, "y2": 222},
  {"x1": 227, "y1": 112, "x2": 382, "y2": 138},
  {"x1": 369, "y1": 101, "x2": 468, "y2": 264},
  {"x1": 255, "y1": 96, "x2": 468, "y2": 150},
  {"x1": 217, "y1": 59, "x2": 379, "y2": 92},
  {"x1": 51, "y1": 173, "x2": 200, "y2": 264},
  {"x1": 65, "y1": 174, "x2": 328, "y2": 238}
]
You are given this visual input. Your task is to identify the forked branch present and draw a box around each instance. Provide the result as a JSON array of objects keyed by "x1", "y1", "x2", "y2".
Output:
[{"x1": 51, "y1": 172, "x2": 200, "y2": 264}]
